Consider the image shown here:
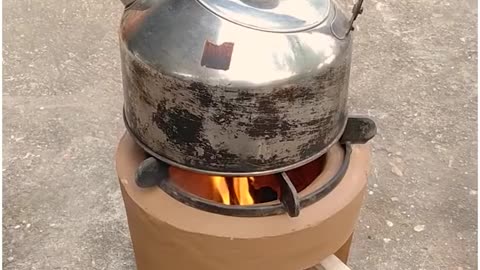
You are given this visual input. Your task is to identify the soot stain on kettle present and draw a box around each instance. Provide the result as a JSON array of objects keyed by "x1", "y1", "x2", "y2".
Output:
[
  {"x1": 232, "y1": 85, "x2": 322, "y2": 140},
  {"x1": 270, "y1": 86, "x2": 316, "y2": 103},
  {"x1": 298, "y1": 110, "x2": 345, "y2": 158},
  {"x1": 188, "y1": 82, "x2": 214, "y2": 108},
  {"x1": 129, "y1": 57, "x2": 156, "y2": 107},
  {"x1": 245, "y1": 98, "x2": 295, "y2": 139},
  {"x1": 152, "y1": 102, "x2": 204, "y2": 145},
  {"x1": 150, "y1": 100, "x2": 245, "y2": 165},
  {"x1": 236, "y1": 90, "x2": 255, "y2": 102},
  {"x1": 211, "y1": 99, "x2": 236, "y2": 126}
]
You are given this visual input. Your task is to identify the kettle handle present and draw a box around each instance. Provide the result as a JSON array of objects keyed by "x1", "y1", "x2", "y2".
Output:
[
  {"x1": 120, "y1": 0, "x2": 136, "y2": 7},
  {"x1": 347, "y1": 0, "x2": 364, "y2": 33},
  {"x1": 332, "y1": 0, "x2": 364, "y2": 40}
]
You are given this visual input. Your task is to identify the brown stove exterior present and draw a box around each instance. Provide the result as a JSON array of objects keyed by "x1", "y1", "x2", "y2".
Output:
[{"x1": 115, "y1": 133, "x2": 371, "y2": 270}]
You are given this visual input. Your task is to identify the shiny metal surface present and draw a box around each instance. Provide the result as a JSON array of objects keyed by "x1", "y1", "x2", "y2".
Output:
[
  {"x1": 196, "y1": 0, "x2": 331, "y2": 32},
  {"x1": 123, "y1": 109, "x2": 347, "y2": 176},
  {"x1": 119, "y1": 0, "x2": 361, "y2": 175}
]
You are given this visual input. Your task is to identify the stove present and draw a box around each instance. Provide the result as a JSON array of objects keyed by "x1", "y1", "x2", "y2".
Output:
[
  {"x1": 115, "y1": 0, "x2": 373, "y2": 268},
  {"x1": 115, "y1": 116, "x2": 375, "y2": 270}
]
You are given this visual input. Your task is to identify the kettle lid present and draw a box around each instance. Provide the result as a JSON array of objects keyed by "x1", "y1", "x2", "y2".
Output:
[{"x1": 196, "y1": 0, "x2": 331, "y2": 32}]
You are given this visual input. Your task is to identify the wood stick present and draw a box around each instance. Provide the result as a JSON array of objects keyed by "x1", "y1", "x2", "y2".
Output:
[{"x1": 309, "y1": 255, "x2": 352, "y2": 270}]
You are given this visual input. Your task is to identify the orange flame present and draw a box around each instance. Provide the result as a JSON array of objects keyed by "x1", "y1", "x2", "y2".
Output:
[
  {"x1": 233, "y1": 177, "x2": 255, "y2": 205},
  {"x1": 169, "y1": 166, "x2": 283, "y2": 205},
  {"x1": 211, "y1": 176, "x2": 230, "y2": 205},
  {"x1": 211, "y1": 176, "x2": 255, "y2": 205}
]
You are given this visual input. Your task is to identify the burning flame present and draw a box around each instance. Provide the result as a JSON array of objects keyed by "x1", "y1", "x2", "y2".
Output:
[
  {"x1": 169, "y1": 166, "x2": 281, "y2": 206},
  {"x1": 233, "y1": 177, "x2": 255, "y2": 205},
  {"x1": 211, "y1": 176, "x2": 255, "y2": 205},
  {"x1": 211, "y1": 176, "x2": 230, "y2": 205}
]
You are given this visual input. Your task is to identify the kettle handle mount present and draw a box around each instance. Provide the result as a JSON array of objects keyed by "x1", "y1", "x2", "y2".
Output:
[
  {"x1": 347, "y1": 0, "x2": 364, "y2": 33},
  {"x1": 332, "y1": 0, "x2": 365, "y2": 40}
]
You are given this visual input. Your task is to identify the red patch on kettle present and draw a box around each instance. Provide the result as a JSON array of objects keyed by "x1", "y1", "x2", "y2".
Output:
[{"x1": 200, "y1": 41, "x2": 234, "y2": 71}]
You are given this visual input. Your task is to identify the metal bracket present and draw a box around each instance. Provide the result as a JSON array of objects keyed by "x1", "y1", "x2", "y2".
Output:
[
  {"x1": 340, "y1": 116, "x2": 377, "y2": 144},
  {"x1": 279, "y1": 172, "x2": 300, "y2": 217},
  {"x1": 135, "y1": 157, "x2": 169, "y2": 188}
]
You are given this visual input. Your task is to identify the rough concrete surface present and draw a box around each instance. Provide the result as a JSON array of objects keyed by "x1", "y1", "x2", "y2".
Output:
[{"x1": 3, "y1": 0, "x2": 477, "y2": 269}]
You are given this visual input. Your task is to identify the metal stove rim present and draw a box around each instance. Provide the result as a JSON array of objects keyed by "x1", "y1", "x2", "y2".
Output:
[
  {"x1": 131, "y1": 115, "x2": 376, "y2": 218},
  {"x1": 148, "y1": 143, "x2": 352, "y2": 218}
]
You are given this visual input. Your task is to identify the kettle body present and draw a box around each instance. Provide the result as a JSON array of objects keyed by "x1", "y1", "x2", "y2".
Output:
[{"x1": 119, "y1": 0, "x2": 362, "y2": 176}]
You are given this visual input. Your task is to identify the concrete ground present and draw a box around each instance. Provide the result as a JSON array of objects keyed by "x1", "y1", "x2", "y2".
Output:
[{"x1": 3, "y1": 0, "x2": 477, "y2": 269}]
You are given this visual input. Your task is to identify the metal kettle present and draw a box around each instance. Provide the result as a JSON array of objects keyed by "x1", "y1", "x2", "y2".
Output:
[{"x1": 119, "y1": 0, "x2": 365, "y2": 176}]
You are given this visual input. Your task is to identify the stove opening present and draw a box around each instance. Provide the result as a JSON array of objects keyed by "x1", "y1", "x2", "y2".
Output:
[{"x1": 168, "y1": 156, "x2": 327, "y2": 205}]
